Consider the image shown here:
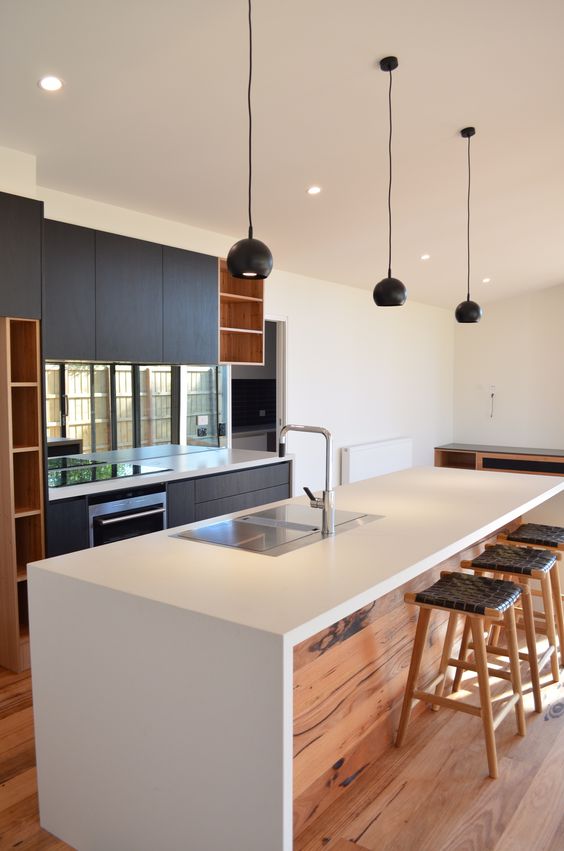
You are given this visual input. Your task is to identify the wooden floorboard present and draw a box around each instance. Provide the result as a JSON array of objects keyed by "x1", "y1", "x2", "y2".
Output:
[
  {"x1": 296, "y1": 672, "x2": 564, "y2": 851},
  {"x1": 1, "y1": 667, "x2": 563, "y2": 850},
  {"x1": 0, "y1": 671, "x2": 73, "y2": 850}
]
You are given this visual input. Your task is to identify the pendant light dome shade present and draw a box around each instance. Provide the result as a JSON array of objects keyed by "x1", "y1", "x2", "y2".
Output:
[
  {"x1": 372, "y1": 56, "x2": 407, "y2": 308},
  {"x1": 455, "y1": 298, "x2": 483, "y2": 323},
  {"x1": 373, "y1": 276, "x2": 407, "y2": 306},
  {"x1": 227, "y1": 234, "x2": 273, "y2": 279},
  {"x1": 455, "y1": 126, "x2": 482, "y2": 323},
  {"x1": 227, "y1": 0, "x2": 273, "y2": 280}
]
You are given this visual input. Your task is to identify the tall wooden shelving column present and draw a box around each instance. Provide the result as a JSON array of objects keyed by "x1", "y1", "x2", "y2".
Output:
[
  {"x1": 0, "y1": 317, "x2": 45, "y2": 672},
  {"x1": 219, "y1": 259, "x2": 264, "y2": 364}
]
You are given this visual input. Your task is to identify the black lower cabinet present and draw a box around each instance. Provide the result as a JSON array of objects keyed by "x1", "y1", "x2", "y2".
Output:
[
  {"x1": 195, "y1": 483, "x2": 290, "y2": 522},
  {"x1": 166, "y1": 479, "x2": 196, "y2": 528},
  {"x1": 47, "y1": 498, "x2": 89, "y2": 557},
  {"x1": 193, "y1": 462, "x2": 290, "y2": 522},
  {"x1": 46, "y1": 462, "x2": 291, "y2": 552}
]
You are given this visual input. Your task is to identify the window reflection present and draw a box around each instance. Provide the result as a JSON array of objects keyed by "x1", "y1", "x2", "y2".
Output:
[{"x1": 44, "y1": 362, "x2": 227, "y2": 452}]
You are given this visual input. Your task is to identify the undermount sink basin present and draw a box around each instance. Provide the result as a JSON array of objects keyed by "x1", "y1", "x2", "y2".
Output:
[{"x1": 175, "y1": 504, "x2": 382, "y2": 556}]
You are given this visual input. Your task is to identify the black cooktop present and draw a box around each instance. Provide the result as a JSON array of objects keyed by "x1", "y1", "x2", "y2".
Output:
[{"x1": 48, "y1": 463, "x2": 171, "y2": 488}]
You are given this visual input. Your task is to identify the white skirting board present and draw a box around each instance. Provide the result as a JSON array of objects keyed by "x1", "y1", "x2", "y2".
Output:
[{"x1": 340, "y1": 437, "x2": 413, "y2": 485}]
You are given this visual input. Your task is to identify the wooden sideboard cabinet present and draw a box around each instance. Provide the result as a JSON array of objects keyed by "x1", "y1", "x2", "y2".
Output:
[{"x1": 435, "y1": 443, "x2": 564, "y2": 477}]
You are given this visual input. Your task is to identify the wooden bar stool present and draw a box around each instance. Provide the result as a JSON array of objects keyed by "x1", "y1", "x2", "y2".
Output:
[
  {"x1": 458, "y1": 544, "x2": 560, "y2": 712},
  {"x1": 498, "y1": 523, "x2": 564, "y2": 664},
  {"x1": 396, "y1": 571, "x2": 525, "y2": 779}
]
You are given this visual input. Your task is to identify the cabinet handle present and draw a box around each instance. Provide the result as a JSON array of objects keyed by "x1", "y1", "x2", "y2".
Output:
[{"x1": 95, "y1": 507, "x2": 165, "y2": 526}]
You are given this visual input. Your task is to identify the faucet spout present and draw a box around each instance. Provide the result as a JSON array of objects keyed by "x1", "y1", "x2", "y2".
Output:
[{"x1": 278, "y1": 424, "x2": 335, "y2": 535}]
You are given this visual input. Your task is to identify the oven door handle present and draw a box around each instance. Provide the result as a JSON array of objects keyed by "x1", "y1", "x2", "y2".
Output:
[{"x1": 95, "y1": 507, "x2": 166, "y2": 526}]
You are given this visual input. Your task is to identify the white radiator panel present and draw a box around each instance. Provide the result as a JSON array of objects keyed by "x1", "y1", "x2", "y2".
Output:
[{"x1": 340, "y1": 437, "x2": 413, "y2": 485}]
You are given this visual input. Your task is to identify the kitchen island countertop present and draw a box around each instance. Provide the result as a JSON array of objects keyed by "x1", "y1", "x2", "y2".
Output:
[
  {"x1": 28, "y1": 465, "x2": 564, "y2": 851},
  {"x1": 35, "y1": 465, "x2": 564, "y2": 644}
]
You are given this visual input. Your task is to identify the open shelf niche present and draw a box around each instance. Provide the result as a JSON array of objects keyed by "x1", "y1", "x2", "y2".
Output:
[
  {"x1": 219, "y1": 259, "x2": 264, "y2": 364},
  {"x1": 0, "y1": 317, "x2": 44, "y2": 671}
]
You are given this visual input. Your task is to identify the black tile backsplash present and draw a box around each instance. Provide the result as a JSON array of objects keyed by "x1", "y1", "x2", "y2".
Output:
[{"x1": 232, "y1": 379, "x2": 276, "y2": 428}]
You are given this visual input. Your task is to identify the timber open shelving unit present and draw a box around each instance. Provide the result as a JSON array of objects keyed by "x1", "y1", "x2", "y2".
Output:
[
  {"x1": 219, "y1": 259, "x2": 264, "y2": 365},
  {"x1": 0, "y1": 317, "x2": 44, "y2": 671}
]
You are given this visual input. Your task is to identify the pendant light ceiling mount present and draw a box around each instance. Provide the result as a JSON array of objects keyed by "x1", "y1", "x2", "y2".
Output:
[
  {"x1": 227, "y1": 0, "x2": 273, "y2": 280},
  {"x1": 379, "y1": 56, "x2": 398, "y2": 72},
  {"x1": 455, "y1": 125, "x2": 483, "y2": 323},
  {"x1": 373, "y1": 55, "x2": 407, "y2": 308}
]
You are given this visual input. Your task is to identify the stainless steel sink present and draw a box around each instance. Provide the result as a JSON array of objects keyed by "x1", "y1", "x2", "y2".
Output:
[{"x1": 175, "y1": 504, "x2": 382, "y2": 556}]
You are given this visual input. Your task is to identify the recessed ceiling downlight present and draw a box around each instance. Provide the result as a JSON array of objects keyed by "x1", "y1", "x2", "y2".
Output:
[
  {"x1": 420, "y1": 254, "x2": 430, "y2": 260},
  {"x1": 38, "y1": 76, "x2": 63, "y2": 92},
  {"x1": 307, "y1": 186, "x2": 322, "y2": 195},
  {"x1": 482, "y1": 277, "x2": 491, "y2": 283}
]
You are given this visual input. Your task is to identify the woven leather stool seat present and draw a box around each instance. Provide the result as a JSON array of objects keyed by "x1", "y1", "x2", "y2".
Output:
[
  {"x1": 508, "y1": 523, "x2": 564, "y2": 548},
  {"x1": 415, "y1": 572, "x2": 521, "y2": 615},
  {"x1": 398, "y1": 570, "x2": 526, "y2": 778},
  {"x1": 471, "y1": 544, "x2": 556, "y2": 576}
]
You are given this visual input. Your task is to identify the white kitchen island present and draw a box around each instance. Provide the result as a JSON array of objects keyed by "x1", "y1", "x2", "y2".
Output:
[{"x1": 28, "y1": 466, "x2": 564, "y2": 851}]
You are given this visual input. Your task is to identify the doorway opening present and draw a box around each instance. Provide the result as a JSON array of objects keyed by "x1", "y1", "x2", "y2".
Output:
[{"x1": 230, "y1": 318, "x2": 286, "y2": 452}]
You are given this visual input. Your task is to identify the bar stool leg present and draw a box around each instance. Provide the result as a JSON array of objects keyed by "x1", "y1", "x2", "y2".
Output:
[
  {"x1": 540, "y1": 574, "x2": 560, "y2": 682},
  {"x1": 521, "y1": 588, "x2": 543, "y2": 713},
  {"x1": 432, "y1": 611, "x2": 459, "y2": 710},
  {"x1": 549, "y1": 565, "x2": 564, "y2": 668},
  {"x1": 470, "y1": 616, "x2": 498, "y2": 779},
  {"x1": 504, "y1": 606, "x2": 526, "y2": 736},
  {"x1": 452, "y1": 617, "x2": 471, "y2": 692},
  {"x1": 396, "y1": 607, "x2": 431, "y2": 748}
]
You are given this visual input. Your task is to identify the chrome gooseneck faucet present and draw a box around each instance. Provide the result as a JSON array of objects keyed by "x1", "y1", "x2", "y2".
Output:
[{"x1": 278, "y1": 424, "x2": 335, "y2": 536}]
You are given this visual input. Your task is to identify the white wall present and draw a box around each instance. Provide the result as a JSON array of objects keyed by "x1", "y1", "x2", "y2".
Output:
[
  {"x1": 1, "y1": 146, "x2": 455, "y2": 495},
  {"x1": 454, "y1": 284, "x2": 564, "y2": 448}
]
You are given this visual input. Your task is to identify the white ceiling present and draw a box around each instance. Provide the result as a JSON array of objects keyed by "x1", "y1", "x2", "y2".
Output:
[{"x1": 1, "y1": 0, "x2": 563, "y2": 308}]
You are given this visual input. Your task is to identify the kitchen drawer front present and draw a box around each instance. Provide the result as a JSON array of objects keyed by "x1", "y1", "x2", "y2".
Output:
[
  {"x1": 194, "y1": 462, "x2": 289, "y2": 503},
  {"x1": 194, "y1": 483, "x2": 289, "y2": 522}
]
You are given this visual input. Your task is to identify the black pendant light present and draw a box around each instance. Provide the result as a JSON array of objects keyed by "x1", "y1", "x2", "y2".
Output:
[
  {"x1": 455, "y1": 127, "x2": 483, "y2": 323},
  {"x1": 373, "y1": 56, "x2": 407, "y2": 307},
  {"x1": 227, "y1": 0, "x2": 273, "y2": 280}
]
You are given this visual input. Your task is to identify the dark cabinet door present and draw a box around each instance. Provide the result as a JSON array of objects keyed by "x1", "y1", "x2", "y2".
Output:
[
  {"x1": 166, "y1": 479, "x2": 196, "y2": 528},
  {"x1": 163, "y1": 247, "x2": 218, "y2": 364},
  {"x1": 46, "y1": 497, "x2": 89, "y2": 557},
  {"x1": 0, "y1": 191, "x2": 42, "y2": 319},
  {"x1": 95, "y1": 231, "x2": 163, "y2": 363},
  {"x1": 43, "y1": 220, "x2": 96, "y2": 360},
  {"x1": 193, "y1": 462, "x2": 291, "y2": 522}
]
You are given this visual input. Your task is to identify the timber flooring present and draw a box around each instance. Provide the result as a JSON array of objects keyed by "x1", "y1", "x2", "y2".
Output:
[
  {"x1": 0, "y1": 667, "x2": 70, "y2": 850},
  {"x1": 296, "y1": 669, "x2": 564, "y2": 851},
  {"x1": 1, "y1": 666, "x2": 563, "y2": 850}
]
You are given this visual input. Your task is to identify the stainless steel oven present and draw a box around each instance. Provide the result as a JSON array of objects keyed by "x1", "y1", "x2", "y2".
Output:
[{"x1": 88, "y1": 486, "x2": 167, "y2": 547}]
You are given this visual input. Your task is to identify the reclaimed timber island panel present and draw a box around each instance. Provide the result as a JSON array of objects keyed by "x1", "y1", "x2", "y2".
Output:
[{"x1": 28, "y1": 467, "x2": 564, "y2": 851}]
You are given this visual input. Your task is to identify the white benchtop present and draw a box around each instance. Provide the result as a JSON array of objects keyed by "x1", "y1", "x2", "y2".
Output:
[
  {"x1": 32, "y1": 466, "x2": 564, "y2": 645},
  {"x1": 48, "y1": 444, "x2": 288, "y2": 500}
]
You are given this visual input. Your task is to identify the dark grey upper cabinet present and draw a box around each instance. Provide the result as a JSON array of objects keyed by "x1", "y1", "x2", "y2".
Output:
[
  {"x1": 163, "y1": 247, "x2": 218, "y2": 364},
  {"x1": 95, "y1": 231, "x2": 163, "y2": 363},
  {"x1": 0, "y1": 191, "x2": 42, "y2": 319},
  {"x1": 43, "y1": 220, "x2": 96, "y2": 360}
]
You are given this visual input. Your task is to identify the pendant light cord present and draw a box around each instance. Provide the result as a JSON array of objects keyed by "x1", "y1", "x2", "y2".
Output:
[
  {"x1": 466, "y1": 134, "x2": 471, "y2": 301},
  {"x1": 247, "y1": 0, "x2": 254, "y2": 240},
  {"x1": 387, "y1": 69, "x2": 393, "y2": 278}
]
